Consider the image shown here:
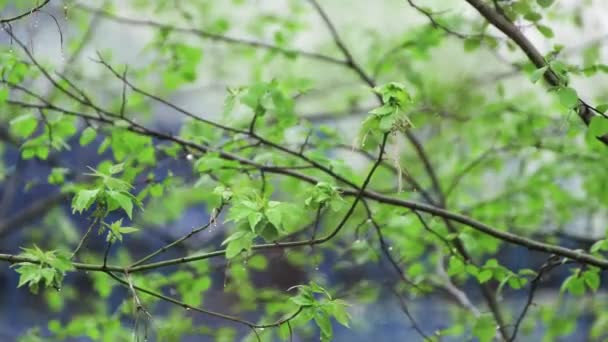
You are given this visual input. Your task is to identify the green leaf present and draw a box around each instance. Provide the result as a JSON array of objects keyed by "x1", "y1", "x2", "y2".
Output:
[
  {"x1": 119, "y1": 226, "x2": 139, "y2": 234},
  {"x1": 508, "y1": 276, "x2": 525, "y2": 289},
  {"x1": 290, "y1": 292, "x2": 314, "y2": 306},
  {"x1": 290, "y1": 285, "x2": 315, "y2": 306},
  {"x1": 247, "y1": 212, "x2": 263, "y2": 231},
  {"x1": 587, "y1": 116, "x2": 608, "y2": 148},
  {"x1": 0, "y1": 87, "x2": 8, "y2": 104},
  {"x1": 379, "y1": 114, "x2": 396, "y2": 131},
  {"x1": 224, "y1": 231, "x2": 254, "y2": 259},
  {"x1": 465, "y1": 264, "x2": 479, "y2": 276},
  {"x1": 314, "y1": 311, "x2": 333, "y2": 338},
  {"x1": 477, "y1": 269, "x2": 493, "y2": 284},
  {"x1": 258, "y1": 223, "x2": 279, "y2": 241},
  {"x1": 305, "y1": 182, "x2": 343, "y2": 210},
  {"x1": 473, "y1": 314, "x2": 496, "y2": 342},
  {"x1": 373, "y1": 82, "x2": 411, "y2": 107},
  {"x1": 583, "y1": 270, "x2": 600, "y2": 291},
  {"x1": 149, "y1": 183, "x2": 164, "y2": 197},
  {"x1": 247, "y1": 255, "x2": 267, "y2": 270},
  {"x1": 222, "y1": 231, "x2": 247, "y2": 246},
  {"x1": 48, "y1": 168, "x2": 68, "y2": 185},
  {"x1": 310, "y1": 282, "x2": 332, "y2": 298},
  {"x1": 213, "y1": 186, "x2": 233, "y2": 202},
  {"x1": 195, "y1": 155, "x2": 237, "y2": 173},
  {"x1": 537, "y1": 0, "x2": 554, "y2": 8},
  {"x1": 39, "y1": 267, "x2": 56, "y2": 287},
  {"x1": 72, "y1": 188, "x2": 100, "y2": 214},
  {"x1": 10, "y1": 114, "x2": 38, "y2": 138},
  {"x1": 265, "y1": 201, "x2": 285, "y2": 231},
  {"x1": 225, "y1": 240, "x2": 244, "y2": 259},
  {"x1": 447, "y1": 257, "x2": 464, "y2": 276},
  {"x1": 536, "y1": 24, "x2": 554, "y2": 38},
  {"x1": 596, "y1": 104, "x2": 608, "y2": 113},
  {"x1": 530, "y1": 66, "x2": 548, "y2": 83},
  {"x1": 15, "y1": 264, "x2": 42, "y2": 288},
  {"x1": 278, "y1": 323, "x2": 291, "y2": 341},
  {"x1": 556, "y1": 87, "x2": 578, "y2": 108},
  {"x1": 590, "y1": 239, "x2": 608, "y2": 253},
  {"x1": 328, "y1": 299, "x2": 351, "y2": 327},
  {"x1": 561, "y1": 274, "x2": 585, "y2": 296},
  {"x1": 79, "y1": 127, "x2": 97, "y2": 146},
  {"x1": 12, "y1": 248, "x2": 73, "y2": 293},
  {"x1": 108, "y1": 163, "x2": 125, "y2": 175},
  {"x1": 463, "y1": 37, "x2": 481, "y2": 52},
  {"x1": 588, "y1": 116, "x2": 608, "y2": 142},
  {"x1": 524, "y1": 11, "x2": 542, "y2": 22},
  {"x1": 107, "y1": 190, "x2": 134, "y2": 218}
]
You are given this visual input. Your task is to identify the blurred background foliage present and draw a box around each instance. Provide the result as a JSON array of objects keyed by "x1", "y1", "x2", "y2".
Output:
[{"x1": 0, "y1": 0, "x2": 608, "y2": 341}]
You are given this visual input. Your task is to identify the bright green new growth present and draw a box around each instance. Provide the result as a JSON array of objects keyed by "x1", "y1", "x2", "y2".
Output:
[{"x1": 12, "y1": 246, "x2": 74, "y2": 294}]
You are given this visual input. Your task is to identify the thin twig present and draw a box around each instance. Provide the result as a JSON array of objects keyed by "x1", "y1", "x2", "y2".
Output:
[
  {"x1": 0, "y1": 0, "x2": 51, "y2": 24},
  {"x1": 106, "y1": 271, "x2": 304, "y2": 329},
  {"x1": 509, "y1": 255, "x2": 563, "y2": 342},
  {"x1": 71, "y1": 218, "x2": 99, "y2": 260},
  {"x1": 75, "y1": 3, "x2": 347, "y2": 66},
  {"x1": 391, "y1": 287, "x2": 431, "y2": 340},
  {"x1": 129, "y1": 205, "x2": 224, "y2": 268}
]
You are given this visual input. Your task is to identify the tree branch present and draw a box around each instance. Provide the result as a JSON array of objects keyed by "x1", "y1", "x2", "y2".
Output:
[
  {"x1": 106, "y1": 271, "x2": 304, "y2": 330},
  {"x1": 74, "y1": 3, "x2": 347, "y2": 67},
  {"x1": 464, "y1": 0, "x2": 608, "y2": 146},
  {"x1": 509, "y1": 255, "x2": 563, "y2": 342},
  {"x1": 0, "y1": 0, "x2": 51, "y2": 24}
]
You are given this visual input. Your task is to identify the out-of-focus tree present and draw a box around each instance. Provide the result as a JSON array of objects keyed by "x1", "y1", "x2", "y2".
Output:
[{"x1": 1, "y1": 0, "x2": 608, "y2": 341}]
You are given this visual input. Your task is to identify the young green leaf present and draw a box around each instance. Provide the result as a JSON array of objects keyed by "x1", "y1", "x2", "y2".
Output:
[
  {"x1": 314, "y1": 311, "x2": 333, "y2": 341},
  {"x1": 583, "y1": 270, "x2": 600, "y2": 291},
  {"x1": 530, "y1": 66, "x2": 548, "y2": 83},
  {"x1": 72, "y1": 188, "x2": 100, "y2": 214},
  {"x1": 10, "y1": 114, "x2": 38, "y2": 138},
  {"x1": 536, "y1": 24, "x2": 554, "y2": 38},
  {"x1": 107, "y1": 190, "x2": 134, "y2": 218},
  {"x1": 556, "y1": 87, "x2": 578, "y2": 108},
  {"x1": 587, "y1": 116, "x2": 608, "y2": 147},
  {"x1": 223, "y1": 231, "x2": 255, "y2": 259},
  {"x1": 12, "y1": 247, "x2": 73, "y2": 293},
  {"x1": 595, "y1": 104, "x2": 608, "y2": 113},
  {"x1": 79, "y1": 127, "x2": 97, "y2": 146},
  {"x1": 472, "y1": 314, "x2": 496, "y2": 342},
  {"x1": 108, "y1": 163, "x2": 125, "y2": 175},
  {"x1": 463, "y1": 37, "x2": 481, "y2": 52},
  {"x1": 327, "y1": 299, "x2": 351, "y2": 327}
]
